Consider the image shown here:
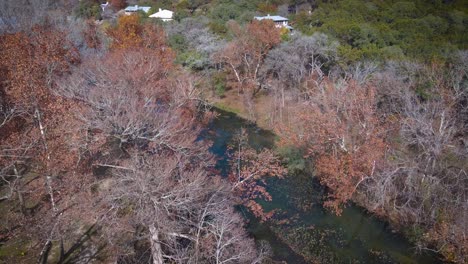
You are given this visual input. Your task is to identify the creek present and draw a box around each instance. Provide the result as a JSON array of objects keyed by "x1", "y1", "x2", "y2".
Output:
[{"x1": 203, "y1": 109, "x2": 445, "y2": 264}]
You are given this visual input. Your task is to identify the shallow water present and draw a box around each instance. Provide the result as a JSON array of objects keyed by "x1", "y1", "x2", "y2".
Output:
[{"x1": 203, "y1": 109, "x2": 445, "y2": 264}]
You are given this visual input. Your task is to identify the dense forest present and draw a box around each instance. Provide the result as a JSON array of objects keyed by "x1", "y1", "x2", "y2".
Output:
[{"x1": 0, "y1": 0, "x2": 466, "y2": 263}]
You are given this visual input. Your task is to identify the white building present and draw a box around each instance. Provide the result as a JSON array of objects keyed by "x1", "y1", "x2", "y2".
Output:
[
  {"x1": 253, "y1": 14, "x2": 293, "y2": 30},
  {"x1": 149, "y1": 8, "x2": 174, "y2": 22},
  {"x1": 124, "y1": 5, "x2": 151, "y2": 15}
]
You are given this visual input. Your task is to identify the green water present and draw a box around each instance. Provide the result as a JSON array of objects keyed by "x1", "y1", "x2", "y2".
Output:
[{"x1": 204, "y1": 109, "x2": 445, "y2": 264}]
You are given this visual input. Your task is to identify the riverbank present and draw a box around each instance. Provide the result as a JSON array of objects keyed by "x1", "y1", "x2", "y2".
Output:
[{"x1": 204, "y1": 107, "x2": 446, "y2": 263}]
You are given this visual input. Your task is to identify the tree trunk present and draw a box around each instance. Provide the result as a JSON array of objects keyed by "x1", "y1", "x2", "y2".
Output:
[
  {"x1": 149, "y1": 225, "x2": 164, "y2": 264},
  {"x1": 13, "y1": 164, "x2": 25, "y2": 215}
]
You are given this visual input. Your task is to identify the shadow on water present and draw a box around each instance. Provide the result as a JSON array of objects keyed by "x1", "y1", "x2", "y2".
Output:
[
  {"x1": 200, "y1": 108, "x2": 276, "y2": 176},
  {"x1": 202, "y1": 108, "x2": 446, "y2": 264}
]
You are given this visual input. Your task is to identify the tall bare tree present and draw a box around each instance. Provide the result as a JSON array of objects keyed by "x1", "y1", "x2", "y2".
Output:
[{"x1": 99, "y1": 152, "x2": 263, "y2": 264}]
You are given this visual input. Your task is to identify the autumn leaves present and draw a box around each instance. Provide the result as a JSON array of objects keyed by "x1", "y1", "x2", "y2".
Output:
[{"x1": 0, "y1": 15, "x2": 284, "y2": 263}]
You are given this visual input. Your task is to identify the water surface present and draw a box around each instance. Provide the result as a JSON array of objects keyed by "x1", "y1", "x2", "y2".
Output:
[{"x1": 204, "y1": 109, "x2": 445, "y2": 264}]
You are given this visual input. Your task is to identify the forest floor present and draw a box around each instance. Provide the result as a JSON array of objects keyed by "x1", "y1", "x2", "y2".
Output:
[{"x1": 207, "y1": 88, "x2": 279, "y2": 130}]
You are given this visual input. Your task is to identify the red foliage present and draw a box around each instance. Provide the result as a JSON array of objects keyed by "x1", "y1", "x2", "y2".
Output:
[
  {"x1": 110, "y1": 0, "x2": 127, "y2": 10},
  {"x1": 0, "y1": 25, "x2": 90, "y2": 260},
  {"x1": 278, "y1": 80, "x2": 387, "y2": 215},
  {"x1": 105, "y1": 15, "x2": 174, "y2": 71},
  {"x1": 0, "y1": 26, "x2": 79, "y2": 107},
  {"x1": 216, "y1": 20, "x2": 281, "y2": 94},
  {"x1": 229, "y1": 129, "x2": 286, "y2": 221},
  {"x1": 0, "y1": 25, "x2": 82, "y2": 174},
  {"x1": 83, "y1": 20, "x2": 101, "y2": 49}
]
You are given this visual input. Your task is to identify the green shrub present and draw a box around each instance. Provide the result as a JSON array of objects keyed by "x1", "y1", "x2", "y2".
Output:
[
  {"x1": 277, "y1": 146, "x2": 306, "y2": 174},
  {"x1": 176, "y1": 51, "x2": 209, "y2": 70},
  {"x1": 212, "y1": 72, "x2": 227, "y2": 97},
  {"x1": 292, "y1": 0, "x2": 467, "y2": 62},
  {"x1": 75, "y1": 0, "x2": 101, "y2": 20},
  {"x1": 168, "y1": 33, "x2": 188, "y2": 52}
]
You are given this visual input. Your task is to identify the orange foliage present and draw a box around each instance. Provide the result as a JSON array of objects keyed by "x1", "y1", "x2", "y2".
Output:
[
  {"x1": 106, "y1": 15, "x2": 143, "y2": 49},
  {"x1": 229, "y1": 129, "x2": 286, "y2": 222},
  {"x1": 217, "y1": 20, "x2": 281, "y2": 94},
  {"x1": 110, "y1": 0, "x2": 127, "y2": 10},
  {"x1": 83, "y1": 20, "x2": 101, "y2": 49},
  {"x1": 0, "y1": 25, "x2": 79, "y2": 107},
  {"x1": 278, "y1": 80, "x2": 386, "y2": 215},
  {"x1": 0, "y1": 25, "x2": 82, "y2": 176},
  {"x1": 245, "y1": 20, "x2": 282, "y2": 51},
  {"x1": 106, "y1": 15, "x2": 174, "y2": 64},
  {"x1": 425, "y1": 221, "x2": 468, "y2": 262},
  {"x1": 0, "y1": 26, "x2": 88, "y2": 256}
]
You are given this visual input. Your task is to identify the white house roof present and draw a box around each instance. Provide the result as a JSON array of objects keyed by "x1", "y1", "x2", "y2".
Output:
[
  {"x1": 124, "y1": 5, "x2": 151, "y2": 13},
  {"x1": 254, "y1": 15, "x2": 288, "y2": 22},
  {"x1": 149, "y1": 9, "x2": 174, "y2": 19}
]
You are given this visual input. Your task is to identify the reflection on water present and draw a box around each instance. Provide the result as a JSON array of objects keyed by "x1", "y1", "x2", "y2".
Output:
[{"x1": 203, "y1": 109, "x2": 444, "y2": 264}]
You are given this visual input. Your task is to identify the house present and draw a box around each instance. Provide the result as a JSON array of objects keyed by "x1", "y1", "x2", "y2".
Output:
[
  {"x1": 254, "y1": 14, "x2": 292, "y2": 30},
  {"x1": 124, "y1": 5, "x2": 151, "y2": 15},
  {"x1": 149, "y1": 8, "x2": 174, "y2": 21}
]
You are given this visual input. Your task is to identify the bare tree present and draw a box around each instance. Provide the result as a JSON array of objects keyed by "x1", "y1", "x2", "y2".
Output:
[
  {"x1": 204, "y1": 203, "x2": 265, "y2": 264},
  {"x1": 0, "y1": 0, "x2": 71, "y2": 33},
  {"x1": 215, "y1": 20, "x2": 281, "y2": 95},
  {"x1": 344, "y1": 61, "x2": 378, "y2": 85},
  {"x1": 99, "y1": 152, "x2": 265, "y2": 264},
  {"x1": 59, "y1": 50, "x2": 210, "y2": 158},
  {"x1": 278, "y1": 79, "x2": 387, "y2": 215},
  {"x1": 165, "y1": 17, "x2": 226, "y2": 58},
  {"x1": 262, "y1": 32, "x2": 339, "y2": 90},
  {"x1": 447, "y1": 50, "x2": 468, "y2": 138},
  {"x1": 0, "y1": 104, "x2": 32, "y2": 206},
  {"x1": 365, "y1": 64, "x2": 468, "y2": 261},
  {"x1": 57, "y1": 47, "x2": 267, "y2": 263},
  {"x1": 260, "y1": 33, "x2": 339, "y2": 124}
]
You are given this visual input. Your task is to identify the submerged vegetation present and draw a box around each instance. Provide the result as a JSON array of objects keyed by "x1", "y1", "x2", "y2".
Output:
[{"x1": 0, "y1": 0, "x2": 466, "y2": 263}]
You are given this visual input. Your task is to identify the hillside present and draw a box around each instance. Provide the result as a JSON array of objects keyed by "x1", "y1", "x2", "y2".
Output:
[{"x1": 0, "y1": 0, "x2": 467, "y2": 263}]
